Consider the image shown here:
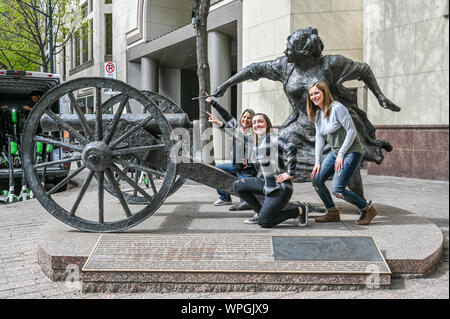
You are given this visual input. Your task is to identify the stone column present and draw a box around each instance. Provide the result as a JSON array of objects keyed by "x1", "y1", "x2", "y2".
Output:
[
  {"x1": 159, "y1": 68, "x2": 181, "y2": 106},
  {"x1": 208, "y1": 31, "x2": 232, "y2": 161},
  {"x1": 141, "y1": 56, "x2": 158, "y2": 92},
  {"x1": 139, "y1": 56, "x2": 158, "y2": 113}
]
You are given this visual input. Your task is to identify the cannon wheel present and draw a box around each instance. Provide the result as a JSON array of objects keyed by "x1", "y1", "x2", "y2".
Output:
[
  {"x1": 142, "y1": 90, "x2": 190, "y2": 197},
  {"x1": 100, "y1": 91, "x2": 188, "y2": 204},
  {"x1": 22, "y1": 77, "x2": 176, "y2": 232}
]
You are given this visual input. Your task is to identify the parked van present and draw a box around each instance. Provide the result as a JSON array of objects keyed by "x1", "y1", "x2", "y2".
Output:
[{"x1": 0, "y1": 70, "x2": 70, "y2": 198}]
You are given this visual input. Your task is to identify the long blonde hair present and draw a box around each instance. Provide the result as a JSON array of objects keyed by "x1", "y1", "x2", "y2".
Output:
[
  {"x1": 307, "y1": 81, "x2": 334, "y2": 123},
  {"x1": 238, "y1": 108, "x2": 256, "y2": 133}
]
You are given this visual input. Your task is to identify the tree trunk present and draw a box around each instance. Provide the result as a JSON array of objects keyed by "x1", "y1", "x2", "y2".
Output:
[{"x1": 190, "y1": 0, "x2": 214, "y2": 165}]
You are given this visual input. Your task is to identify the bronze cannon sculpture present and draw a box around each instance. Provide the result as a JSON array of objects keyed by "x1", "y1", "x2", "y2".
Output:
[{"x1": 22, "y1": 77, "x2": 240, "y2": 232}]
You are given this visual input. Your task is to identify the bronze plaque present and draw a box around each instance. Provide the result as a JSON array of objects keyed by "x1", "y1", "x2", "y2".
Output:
[{"x1": 273, "y1": 236, "x2": 384, "y2": 261}]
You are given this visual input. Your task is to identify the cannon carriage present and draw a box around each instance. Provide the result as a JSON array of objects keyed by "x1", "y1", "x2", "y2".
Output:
[{"x1": 22, "y1": 77, "x2": 238, "y2": 232}]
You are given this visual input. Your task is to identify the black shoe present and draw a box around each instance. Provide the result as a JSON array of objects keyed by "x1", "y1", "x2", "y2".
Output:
[
  {"x1": 304, "y1": 202, "x2": 326, "y2": 213},
  {"x1": 229, "y1": 202, "x2": 252, "y2": 211},
  {"x1": 294, "y1": 202, "x2": 309, "y2": 227}
]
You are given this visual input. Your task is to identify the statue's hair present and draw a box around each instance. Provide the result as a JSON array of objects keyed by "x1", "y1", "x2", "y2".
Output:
[
  {"x1": 291, "y1": 27, "x2": 324, "y2": 58},
  {"x1": 307, "y1": 81, "x2": 334, "y2": 123}
]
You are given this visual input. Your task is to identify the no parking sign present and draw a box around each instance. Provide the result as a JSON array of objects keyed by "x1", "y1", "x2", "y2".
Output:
[{"x1": 104, "y1": 62, "x2": 118, "y2": 95}]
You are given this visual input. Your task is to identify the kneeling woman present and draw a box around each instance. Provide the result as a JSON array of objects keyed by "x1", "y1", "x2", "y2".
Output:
[
  {"x1": 233, "y1": 113, "x2": 309, "y2": 228},
  {"x1": 308, "y1": 81, "x2": 377, "y2": 225}
]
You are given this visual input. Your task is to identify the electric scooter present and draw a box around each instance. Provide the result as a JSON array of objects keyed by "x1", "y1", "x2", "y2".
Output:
[
  {"x1": 0, "y1": 108, "x2": 20, "y2": 204},
  {"x1": 0, "y1": 136, "x2": 17, "y2": 204},
  {"x1": 18, "y1": 134, "x2": 31, "y2": 201}
]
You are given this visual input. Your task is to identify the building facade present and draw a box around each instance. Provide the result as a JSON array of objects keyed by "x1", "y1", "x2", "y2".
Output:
[
  {"x1": 56, "y1": 0, "x2": 449, "y2": 180},
  {"x1": 363, "y1": 0, "x2": 449, "y2": 180}
]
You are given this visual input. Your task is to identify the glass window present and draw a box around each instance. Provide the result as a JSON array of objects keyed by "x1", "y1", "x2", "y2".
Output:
[
  {"x1": 74, "y1": 31, "x2": 80, "y2": 67},
  {"x1": 105, "y1": 14, "x2": 113, "y2": 56},
  {"x1": 82, "y1": 3, "x2": 88, "y2": 18},
  {"x1": 89, "y1": 19, "x2": 93, "y2": 60},
  {"x1": 81, "y1": 23, "x2": 89, "y2": 63}
]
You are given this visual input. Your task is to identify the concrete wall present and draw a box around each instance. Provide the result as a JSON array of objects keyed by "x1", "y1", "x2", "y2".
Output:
[
  {"x1": 145, "y1": 0, "x2": 192, "y2": 42},
  {"x1": 292, "y1": 0, "x2": 364, "y2": 61},
  {"x1": 159, "y1": 67, "x2": 182, "y2": 105},
  {"x1": 364, "y1": 0, "x2": 449, "y2": 126},
  {"x1": 241, "y1": 0, "x2": 291, "y2": 126},
  {"x1": 113, "y1": 0, "x2": 140, "y2": 81}
]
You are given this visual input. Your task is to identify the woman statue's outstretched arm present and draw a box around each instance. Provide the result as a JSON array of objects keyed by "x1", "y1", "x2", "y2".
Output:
[
  {"x1": 331, "y1": 55, "x2": 401, "y2": 112},
  {"x1": 359, "y1": 63, "x2": 401, "y2": 112},
  {"x1": 213, "y1": 57, "x2": 286, "y2": 97}
]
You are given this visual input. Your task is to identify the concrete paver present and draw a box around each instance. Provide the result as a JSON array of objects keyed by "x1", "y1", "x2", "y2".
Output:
[{"x1": 0, "y1": 171, "x2": 448, "y2": 299}]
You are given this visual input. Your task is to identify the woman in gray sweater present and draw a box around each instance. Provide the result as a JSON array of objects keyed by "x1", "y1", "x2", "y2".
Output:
[{"x1": 308, "y1": 81, "x2": 377, "y2": 225}]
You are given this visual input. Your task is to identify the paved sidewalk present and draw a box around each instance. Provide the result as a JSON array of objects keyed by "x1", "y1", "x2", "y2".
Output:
[{"x1": 0, "y1": 171, "x2": 448, "y2": 299}]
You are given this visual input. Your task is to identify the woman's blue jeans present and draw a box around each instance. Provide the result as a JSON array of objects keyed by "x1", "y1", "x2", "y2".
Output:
[
  {"x1": 217, "y1": 163, "x2": 254, "y2": 201},
  {"x1": 312, "y1": 152, "x2": 367, "y2": 210}
]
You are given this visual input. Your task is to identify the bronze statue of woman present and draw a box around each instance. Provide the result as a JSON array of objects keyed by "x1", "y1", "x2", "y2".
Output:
[{"x1": 213, "y1": 27, "x2": 401, "y2": 197}]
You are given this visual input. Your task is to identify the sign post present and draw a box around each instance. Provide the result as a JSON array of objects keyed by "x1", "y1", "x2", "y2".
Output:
[{"x1": 104, "y1": 62, "x2": 118, "y2": 95}]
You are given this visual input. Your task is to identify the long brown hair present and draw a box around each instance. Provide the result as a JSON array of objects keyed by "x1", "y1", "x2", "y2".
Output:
[
  {"x1": 307, "y1": 81, "x2": 334, "y2": 123},
  {"x1": 252, "y1": 113, "x2": 273, "y2": 140}
]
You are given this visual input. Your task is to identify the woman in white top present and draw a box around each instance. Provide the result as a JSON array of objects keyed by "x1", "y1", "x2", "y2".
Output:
[
  {"x1": 205, "y1": 95, "x2": 257, "y2": 210},
  {"x1": 308, "y1": 81, "x2": 377, "y2": 225}
]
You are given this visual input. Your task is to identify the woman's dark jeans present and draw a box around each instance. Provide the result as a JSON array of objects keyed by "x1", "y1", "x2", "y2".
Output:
[
  {"x1": 233, "y1": 176, "x2": 299, "y2": 228},
  {"x1": 312, "y1": 152, "x2": 367, "y2": 210},
  {"x1": 216, "y1": 163, "x2": 254, "y2": 202}
]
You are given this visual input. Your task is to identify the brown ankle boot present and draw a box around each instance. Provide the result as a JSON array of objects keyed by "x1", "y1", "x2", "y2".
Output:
[
  {"x1": 315, "y1": 209, "x2": 341, "y2": 223},
  {"x1": 356, "y1": 204, "x2": 377, "y2": 225}
]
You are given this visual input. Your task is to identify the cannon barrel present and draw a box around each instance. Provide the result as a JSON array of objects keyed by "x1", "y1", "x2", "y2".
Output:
[{"x1": 40, "y1": 113, "x2": 192, "y2": 134}]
